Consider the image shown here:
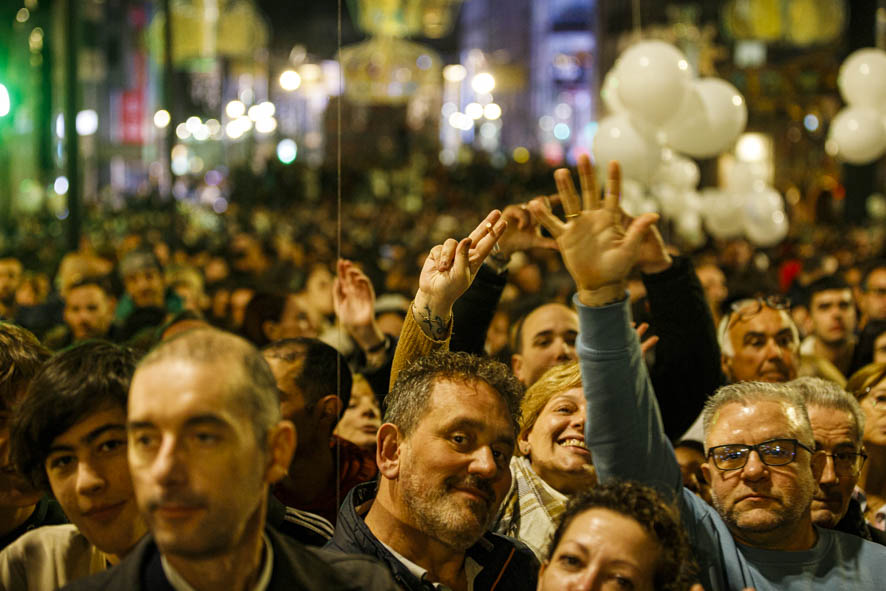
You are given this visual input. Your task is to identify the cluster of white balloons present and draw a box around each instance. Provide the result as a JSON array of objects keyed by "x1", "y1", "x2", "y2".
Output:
[
  {"x1": 597, "y1": 40, "x2": 788, "y2": 248},
  {"x1": 829, "y1": 48, "x2": 886, "y2": 164}
]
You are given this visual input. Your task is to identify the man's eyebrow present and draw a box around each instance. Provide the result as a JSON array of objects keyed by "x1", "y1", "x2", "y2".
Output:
[{"x1": 49, "y1": 423, "x2": 126, "y2": 454}]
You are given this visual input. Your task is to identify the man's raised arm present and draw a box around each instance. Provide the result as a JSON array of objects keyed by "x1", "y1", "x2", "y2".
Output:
[{"x1": 528, "y1": 157, "x2": 681, "y2": 496}]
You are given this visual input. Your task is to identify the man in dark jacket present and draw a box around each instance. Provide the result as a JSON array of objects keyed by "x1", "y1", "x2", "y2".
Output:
[
  {"x1": 64, "y1": 328, "x2": 396, "y2": 591},
  {"x1": 327, "y1": 351, "x2": 539, "y2": 591}
]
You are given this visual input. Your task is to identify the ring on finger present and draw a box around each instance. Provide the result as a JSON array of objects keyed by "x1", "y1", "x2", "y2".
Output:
[{"x1": 565, "y1": 213, "x2": 581, "y2": 219}]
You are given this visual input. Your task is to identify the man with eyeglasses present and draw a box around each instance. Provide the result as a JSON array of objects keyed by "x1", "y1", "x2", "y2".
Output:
[
  {"x1": 528, "y1": 160, "x2": 886, "y2": 590},
  {"x1": 791, "y1": 377, "x2": 886, "y2": 545},
  {"x1": 718, "y1": 295, "x2": 799, "y2": 384}
]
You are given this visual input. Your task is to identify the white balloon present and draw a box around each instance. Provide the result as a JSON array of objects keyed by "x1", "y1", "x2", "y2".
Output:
[
  {"x1": 676, "y1": 208, "x2": 706, "y2": 249},
  {"x1": 592, "y1": 114, "x2": 662, "y2": 183},
  {"x1": 653, "y1": 153, "x2": 699, "y2": 190},
  {"x1": 663, "y1": 78, "x2": 748, "y2": 158},
  {"x1": 838, "y1": 48, "x2": 886, "y2": 109},
  {"x1": 700, "y1": 188, "x2": 746, "y2": 240},
  {"x1": 601, "y1": 69, "x2": 626, "y2": 114},
  {"x1": 743, "y1": 188, "x2": 788, "y2": 247},
  {"x1": 616, "y1": 41, "x2": 693, "y2": 126},
  {"x1": 829, "y1": 106, "x2": 886, "y2": 164}
]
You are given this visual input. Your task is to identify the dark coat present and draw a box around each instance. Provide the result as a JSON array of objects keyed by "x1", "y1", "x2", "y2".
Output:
[
  {"x1": 326, "y1": 482, "x2": 539, "y2": 591},
  {"x1": 61, "y1": 526, "x2": 398, "y2": 591}
]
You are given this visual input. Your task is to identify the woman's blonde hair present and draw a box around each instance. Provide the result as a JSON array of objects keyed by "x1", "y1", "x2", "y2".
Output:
[
  {"x1": 847, "y1": 362, "x2": 886, "y2": 402},
  {"x1": 516, "y1": 361, "x2": 582, "y2": 456}
]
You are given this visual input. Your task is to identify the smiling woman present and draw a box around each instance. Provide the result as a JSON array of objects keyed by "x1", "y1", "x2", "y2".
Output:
[{"x1": 494, "y1": 361, "x2": 596, "y2": 558}]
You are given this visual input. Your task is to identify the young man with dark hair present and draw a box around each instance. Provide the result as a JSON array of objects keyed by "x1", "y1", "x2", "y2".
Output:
[
  {"x1": 0, "y1": 323, "x2": 67, "y2": 551},
  {"x1": 262, "y1": 337, "x2": 375, "y2": 527},
  {"x1": 1, "y1": 341, "x2": 148, "y2": 588},
  {"x1": 800, "y1": 275, "x2": 858, "y2": 377}
]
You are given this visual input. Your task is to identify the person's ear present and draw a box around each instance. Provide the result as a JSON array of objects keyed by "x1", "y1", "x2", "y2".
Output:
[
  {"x1": 376, "y1": 423, "x2": 402, "y2": 479},
  {"x1": 511, "y1": 353, "x2": 524, "y2": 382},
  {"x1": 262, "y1": 320, "x2": 279, "y2": 342},
  {"x1": 810, "y1": 449, "x2": 826, "y2": 482},
  {"x1": 517, "y1": 428, "x2": 532, "y2": 457},
  {"x1": 720, "y1": 354, "x2": 732, "y2": 380},
  {"x1": 317, "y1": 395, "x2": 342, "y2": 425},
  {"x1": 264, "y1": 420, "x2": 296, "y2": 483}
]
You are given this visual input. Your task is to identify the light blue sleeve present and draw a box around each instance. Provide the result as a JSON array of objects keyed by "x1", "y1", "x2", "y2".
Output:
[{"x1": 575, "y1": 295, "x2": 682, "y2": 497}]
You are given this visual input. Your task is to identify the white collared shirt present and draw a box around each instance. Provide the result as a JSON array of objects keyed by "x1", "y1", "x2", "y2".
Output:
[
  {"x1": 381, "y1": 541, "x2": 483, "y2": 591},
  {"x1": 161, "y1": 533, "x2": 274, "y2": 591}
]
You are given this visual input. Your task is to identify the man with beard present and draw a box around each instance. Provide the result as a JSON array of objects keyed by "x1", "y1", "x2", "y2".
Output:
[
  {"x1": 44, "y1": 277, "x2": 117, "y2": 349},
  {"x1": 64, "y1": 328, "x2": 397, "y2": 591},
  {"x1": 530, "y1": 159, "x2": 886, "y2": 590},
  {"x1": 327, "y1": 351, "x2": 538, "y2": 591},
  {"x1": 791, "y1": 377, "x2": 886, "y2": 544}
]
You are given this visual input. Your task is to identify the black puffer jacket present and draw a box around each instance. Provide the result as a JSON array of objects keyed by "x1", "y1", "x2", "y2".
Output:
[{"x1": 326, "y1": 482, "x2": 539, "y2": 591}]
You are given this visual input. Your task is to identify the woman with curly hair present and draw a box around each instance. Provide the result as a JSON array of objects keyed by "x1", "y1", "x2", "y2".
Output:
[{"x1": 537, "y1": 480, "x2": 696, "y2": 591}]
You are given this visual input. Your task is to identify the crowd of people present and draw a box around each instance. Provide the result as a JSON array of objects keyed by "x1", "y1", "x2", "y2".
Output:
[{"x1": 0, "y1": 153, "x2": 885, "y2": 589}]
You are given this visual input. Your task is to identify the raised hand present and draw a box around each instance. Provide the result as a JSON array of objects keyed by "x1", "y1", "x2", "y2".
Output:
[
  {"x1": 528, "y1": 156, "x2": 661, "y2": 307},
  {"x1": 333, "y1": 259, "x2": 385, "y2": 351},
  {"x1": 494, "y1": 203, "x2": 559, "y2": 259},
  {"x1": 414, "y1": 210, "x2": 507, "y2": 339}
]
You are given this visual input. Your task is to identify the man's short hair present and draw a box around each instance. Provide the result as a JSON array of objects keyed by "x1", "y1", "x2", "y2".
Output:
[
  {"x1": 702, "y1": 381, "x2": 815, "y2": 450},
  {"x1": 261, "y1": 337, "x2": 353, "y2": 414},
  {"x1": 242, "y1": 292, "x2": 286, "y2": 348},
  {"x1": 10, "y1": 341, "x2": 136, "y2": 491},
  {"x1": 139, "y1": 328, "x2": 281, "y2": 445},
  {"x1": 807, "y1": 275, "x2": 852, "y2": 302},
  {"x1": 67, "y1": 275, "x2": 114, "y2": 297},
  {"x1": 716, "y1": 306, "x2": 800, "y2": 358},
  {"x1": 118, "y1": 249, "x2": 161, "y2": 279},
  {"x1": 860, "y1": 259, "x2": 886, "y2": 291},
  {"x1": 516, "y1": 361, "x2": 581, "y2": 456},
  {"x1": 790, "y1": 377, "x2": 865, "y2": 443},
  {"x1": 385, "y1": 351, "x2": 523, "y2": 437},
  {"x1": 0, "y1": 322, "x2": 49, "y2": 415},
  {"x1": 545, "y1": 480, "x2": 695, "y2": 591}
]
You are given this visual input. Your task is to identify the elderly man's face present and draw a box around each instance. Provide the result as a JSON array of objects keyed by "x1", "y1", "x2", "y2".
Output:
[
  {"x1": 807, "y1": 404, "x2": 863, "y2": 529},
  {"x1": 701, "y1": 401, "x2": 820, "y2": 548},
  {"x1": 396, "y1": 379, "x2": 515, "y2": 551},
  {"x1": 127, "y1": 360, "x2": 271, "y2": 559},
  {"x1": 512, "y1": 304, "x2": 578, "y2": 387},
  {"x1": 810, "y1": 289, "x2": 857, "y2": 346},
  {"x1": 722, "y1": 307, "x2": 797, "y2": 383}
]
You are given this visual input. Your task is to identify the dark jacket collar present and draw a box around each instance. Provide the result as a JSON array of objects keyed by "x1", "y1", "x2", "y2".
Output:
[{"x1": 327, "y1": 481, "x2": 538, "y2": 591}]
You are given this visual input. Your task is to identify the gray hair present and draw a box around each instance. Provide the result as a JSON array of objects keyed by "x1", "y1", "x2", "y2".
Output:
[
  {"x1": 789, "y1": 376, "x2": 865, "y2": 443},
  {"x1": 385, "y1": 351, "x2": 523, "y2": 437},
  {"x1": 717, "y1": 308, "x2": 800, "y2": 358},
  {"x1": 702, "y1": 381, "x2": 814, "y2": 450},
  {"x1": 138, "y1": 327, "x2": 281, "y2": 444}
]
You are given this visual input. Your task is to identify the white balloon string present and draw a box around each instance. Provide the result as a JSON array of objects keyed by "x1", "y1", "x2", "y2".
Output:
[{"x1": 632, "y1": 0, "x2": 642, "y2": 33}]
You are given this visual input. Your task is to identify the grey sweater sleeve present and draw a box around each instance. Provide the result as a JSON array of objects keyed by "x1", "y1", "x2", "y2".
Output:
[{"x1": 575, "y1": 294, "x2": 682, "y2": 498}]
